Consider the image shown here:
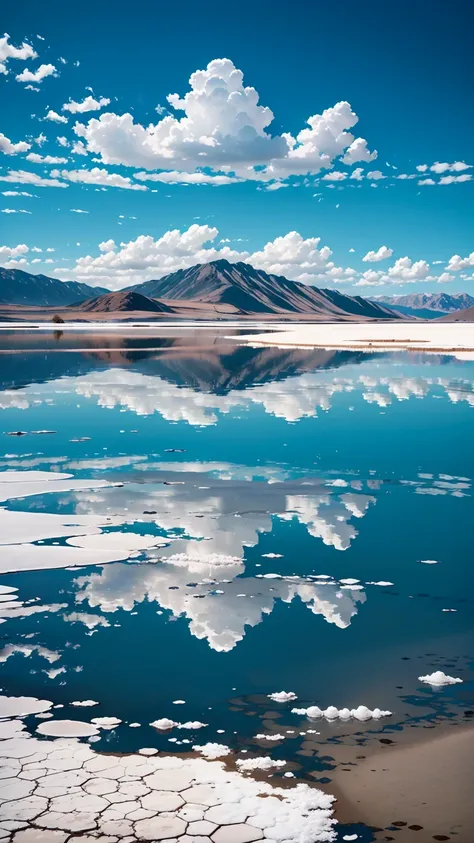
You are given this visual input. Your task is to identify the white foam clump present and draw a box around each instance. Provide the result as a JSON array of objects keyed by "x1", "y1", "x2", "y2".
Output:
[
  {"x1": 36, "y1": 719, "x2": 99, "y2": 737},
  {"x1": 193, "y1": 742, "x2": 232, "y2": 759},
  {"x1": 418, "y1": 671, "x2": 463, "y2": 686},
  {"x1": 237, "y1": 756, "x2": 287, "y2": 772},
  {"x1": 292, "y1": 705, "x2": 392, "y2": 721},
  {"x1": 71, "y1": 700, "x2": 99, "y2": 707},
  {"x1": 178, "y1": 720, "x2": 208, "y2": 729},
  {"x1": 419, "y1": 559, "x2": 439, "y2": 564},
  {"x1": 268, "y1": 691, "x2": 297, "y2": 703},
  {"x1": 262, "y1": 553, "x2": 283, "y2": 558}
]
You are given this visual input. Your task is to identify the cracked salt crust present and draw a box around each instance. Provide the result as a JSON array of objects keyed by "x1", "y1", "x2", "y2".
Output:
[{"x1": 0, "y1": 727, "x2": 336, "y2": 841}]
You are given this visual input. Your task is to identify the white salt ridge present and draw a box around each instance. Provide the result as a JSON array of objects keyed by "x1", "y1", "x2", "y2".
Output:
[
  {"x1": 193, "y1": 742, "x2": 232, "y2": 759},
  {"x1": 419, "y1": 559, "x2": 439, "y2": 564},
  {"x1": 292, "y1": 705, "x2": 392, "y2": 721},
  {"x1": 236, "y1": 756, "x2": 287, "y2": 772},
  {"x1": 418, "y1": 671, "x2": 463, "y2": 686},
  {"x1": 268, "y1": 691, "x2": 297, "y2": 703}
]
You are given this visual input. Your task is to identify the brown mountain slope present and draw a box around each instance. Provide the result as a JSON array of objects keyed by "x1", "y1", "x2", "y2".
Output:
[
  {"x1": 127, "y1": 259, "x2": 401, "y2": 320},
  {"x1": 438, "y1": 305, "x2": 474, "y2": 322},
  {"x1": 75, "y1": 291, "x2": 175, "y2": 314}
]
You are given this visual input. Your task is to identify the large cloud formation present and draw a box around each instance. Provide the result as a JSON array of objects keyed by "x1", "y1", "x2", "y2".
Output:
[{"x1": 73, "y1": 58, "x2": 376, "y2": 182}]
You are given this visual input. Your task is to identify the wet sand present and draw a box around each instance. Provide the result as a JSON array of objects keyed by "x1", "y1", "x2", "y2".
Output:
[{"x1": 329, "y1": 723, "x2": 474, "y2": 842}]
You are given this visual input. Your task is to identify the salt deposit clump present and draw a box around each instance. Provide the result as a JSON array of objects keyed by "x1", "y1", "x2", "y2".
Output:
[
  {"x1": 236, "y1": 756, "x2": 287, "y2": 771},
  {"x1": 193, "y1": 742, "x2": 232, "y2": 759},
  {"x1": 418, "y1": 671, "x2": 463, "y2": 686},
  {"x1": 292, "y1": 704, "x2": 392, "y2": 721},
  {"x1": 268, "y1": 691, "x2": 297, "y2": 702}
]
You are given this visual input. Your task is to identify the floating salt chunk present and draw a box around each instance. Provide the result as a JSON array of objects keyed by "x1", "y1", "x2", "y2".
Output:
[
  {"x1": 236, "y1": 757, "x2": 286, "y2": 771},
  {"x1": 193, "y1": 742, "x2": 231, "y2": 759},
  {"x1": 129, "y1": 722, "x2": 141, "y2": 727},
  {"x1": 36, "y1": 719, "x2": 99, "y2": 737},
  {"x1": 172, "y1": 699, "x2": 186, "y2": 704},
  {"x1": 343, "y1": 836, "x2": 359, "y2": 841},
  {"x1": 91, "y1": 716, "x2": 122, "y2": 729},
  {"x1": 418, "y1": 671, "x2": 463, "y2": 686},
  {"x1": 150, "y1": 718, "x2": 178, "y2": 730},
  {"x1": 284, "y1": 772, "x2": 295, "y2": 778},
  {"x1": 261, "y1": 553, "x2": 283, "y2": 558},
  {"x1": 419, "y1": 559, "x2": 439, "y2": 564},
  {"x1": 178, "y1": 721, "x2": 208, "y2": 729},
  {"x1": 71, "y1": 700, "x2": 99, "y2": 707},
  {"x1": 139, "y1": 747, "x2": 159, "y2": 755},
  {"x1": 268, "y1": 691, "x2": 297, "y2": 703},
  {"x1": 367, "y1": 581, "x2": 394, "y2": 586},
  {"x1": 0, "y1": 694, "x2": 52, "y2": 718},
  {"x1": 255, "y1": 733, "x2": 286, "y2": 741},
  {"x1": 339, "y1": 579, "x2": 360, "y2": 585},
  {"x1": 442, "y1": 608, "x2": 457, "y2": 612}
]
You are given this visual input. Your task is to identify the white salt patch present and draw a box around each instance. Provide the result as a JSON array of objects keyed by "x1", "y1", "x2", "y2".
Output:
[
  {"x1": 418, "y1": 671, "x2": 463, "y2": 686},
  {"x1": 36, "y1": 719, "x2": 99, "y2": 737},
  {"x1": 139, "y1": 747, "x2": 159, "y2": 755},
  {"x1": 339, "y1": 579, "x2": 360, "y2": 585},
  {"x1": 261, "y1": 553, "x2": 283, "y2": 558},
  {"x1": 236, "y1": 757, "x2": 286, "y2": 771},
  {"x1": 0, "y1": 694, "x2": 53, "y2": 718},
  {"x1": 255, "y1": 733, "x2": 286, "y2": 741},
  {"x1": 193, "y1": 742, "x2": 232, "y2": 759},
  {"x1": 71, "y1": 700, "x2": 99, "y2": 707},
  {"x1": 172, "y1": 699, "x2": 186, "y2": 704},
  {"x1": 343, "y1": 836, "x2": 359, "y2": 841},
  {"x1": 268, "y1": 691, "x2": 297, "y2": 703},
  {"x1": 63, "y1": 612, "x2": 110, "y2": 629},
  {"x1": 66, "y1": 533, "x2": 168, "y2": 551},
  {"x1": 177, "y1": 721, "x2": 208, "y2": 730},
  {"x1": 419, "y1": 559, "x2": 439, "y2": 564}
]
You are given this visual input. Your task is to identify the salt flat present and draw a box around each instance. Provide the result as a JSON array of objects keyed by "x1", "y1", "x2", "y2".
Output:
[{"x1": 237, "y1": 321, "x2": 474, "y2": 354}]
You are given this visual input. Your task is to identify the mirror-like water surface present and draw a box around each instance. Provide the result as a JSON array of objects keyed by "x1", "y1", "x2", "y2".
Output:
[{"x1": 0, "y1": 331, "x2": 473, "y2": 842}]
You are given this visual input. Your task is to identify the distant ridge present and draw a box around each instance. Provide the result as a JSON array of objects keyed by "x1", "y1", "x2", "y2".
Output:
[
  {"x1": 75, "y1": 291, "x2": 175, "y2": 313},
  {"x1": 0, "y1": 268, "x2": 109, "y2": 307},
  {"x1": 127, "y1": 259, "x2": 400, "y2": 320},
  {"x1": 372, "y1": 292, "x2": 474, "y2": 319}
]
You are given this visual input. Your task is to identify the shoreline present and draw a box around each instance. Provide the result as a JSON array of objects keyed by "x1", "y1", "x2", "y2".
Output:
[{"x1": 326, "y1": 721, "x2": 474, "y2": 842}]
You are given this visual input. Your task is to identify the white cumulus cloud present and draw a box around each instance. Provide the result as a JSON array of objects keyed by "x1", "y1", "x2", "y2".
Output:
[
  {"x1": 0, "y1": 33, "x2": 37, "y2": 75},
  {"x1": 63, "y1": 95, "x2": 111, "y2": 114},
  {"x1": 44, "y1": 109, "x2": 68, "y2": 124},
  {"x1": 26, "y1": 153, "x2": 68, "y2": 164},
  {"x1": 0, "y1": 170, "x2": 68, "y2": 188},
  {"x1": 49, "y1": 167, "x2": 147, "y2": 190},
  {"x1": 16, "y1": 63, "x2": 57, "y2": 84},
  {"x1": 362, "y1": 246, "x2": 393, "y2": 262},
  {"x1": 0, "y1": 133, "x2": 31, "y2": 155}
]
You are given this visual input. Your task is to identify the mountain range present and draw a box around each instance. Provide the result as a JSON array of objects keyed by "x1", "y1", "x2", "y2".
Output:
[
  {"x1": 1, "y1": 261, "x2": 473, "y2": 321},
  {"x1": 0, "y1": 268, "x2": 108, "y2": 307},
  {"x1": 371, "y1": 292, "x2": 474, "y2": 319}
]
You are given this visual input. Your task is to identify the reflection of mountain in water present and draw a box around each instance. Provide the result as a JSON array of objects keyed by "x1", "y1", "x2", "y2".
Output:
[{"x1": 0, "y1": 333, "x2": 373, "y2": 393}]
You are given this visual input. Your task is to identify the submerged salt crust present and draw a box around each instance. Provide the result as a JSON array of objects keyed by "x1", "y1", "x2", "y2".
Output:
[{"x1": 0, "y1": 727, "x2": 336, "y2": 842}]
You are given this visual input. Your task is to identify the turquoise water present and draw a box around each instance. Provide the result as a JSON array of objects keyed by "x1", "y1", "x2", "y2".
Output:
[{"x1": 0, "y1": 331, "x2": 473, "y2": 830}]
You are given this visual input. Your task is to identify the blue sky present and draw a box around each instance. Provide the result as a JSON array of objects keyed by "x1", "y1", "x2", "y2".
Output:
[{"x1": 1, "y1": 0, "x2": 473, "y2": 294}]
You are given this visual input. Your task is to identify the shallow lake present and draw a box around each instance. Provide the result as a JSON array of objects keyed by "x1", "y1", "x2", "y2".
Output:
[{"x1": 0, "y1": 330, "x2": 473, "y2": 840}]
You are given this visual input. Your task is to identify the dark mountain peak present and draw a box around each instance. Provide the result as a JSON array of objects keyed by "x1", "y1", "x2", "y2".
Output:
[{"x1": 127, "y1": 260, "x2": 400, "y2": 320}]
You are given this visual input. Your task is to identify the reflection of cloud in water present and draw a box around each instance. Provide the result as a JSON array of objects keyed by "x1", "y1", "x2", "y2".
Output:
[
  {"x1": 75, "y1": 560, "x2": 365, "y2": 651},
  {"x1": 2, "y1": 368, "x2": 473, "y2": 423}
]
